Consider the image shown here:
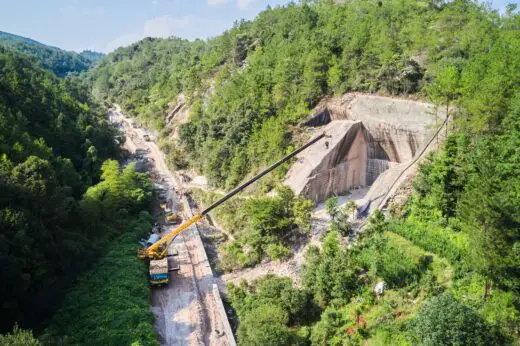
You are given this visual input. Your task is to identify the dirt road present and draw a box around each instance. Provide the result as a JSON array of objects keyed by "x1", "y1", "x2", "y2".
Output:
[{"x1": 109, "y1": 107, "x2": 232, "y2": 346}]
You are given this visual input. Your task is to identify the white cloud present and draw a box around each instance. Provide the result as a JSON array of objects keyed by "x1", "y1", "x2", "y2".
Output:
[
  {"x1": 236, "y1": 0, "x2": 259, "y2": 9},
  {"x1": 104, "y1": 33, "x2": 141, "y2": 53},
  {"x1": 103, "y1": 16, "x2": 193, "y2": 53},
  {"x1": 208, "y1": 0, "x2": 230, "y2": 5},
  {"x1": 104, "y1": 15, "x2": 215, "y2": 52},
  {"x1": 143, "y1": 15, "x2": 192, "y2": 38}
]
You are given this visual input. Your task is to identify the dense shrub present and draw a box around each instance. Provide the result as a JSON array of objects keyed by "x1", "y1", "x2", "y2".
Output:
[
  {"x1": 412, "y1": 294, "x2": 501, "y2": 346},
  {"x1": 228, "y1": 276, "x2": 311, "y2": 345},
  {"x1": 388, "y1": 221, "x2": 468, "y2": 265},
  {"x1": 0, "y1": 326, "x2": 39, "y2": 346},
  {"x1": 196, "y1": 186, "x2": 313, "y2": 270},
  {"x1": 237, "y1": 304, "x2": 291, "y2": 346},
  {"x1": 302, "y1": 232, "x2": 361, "y2": 307}
]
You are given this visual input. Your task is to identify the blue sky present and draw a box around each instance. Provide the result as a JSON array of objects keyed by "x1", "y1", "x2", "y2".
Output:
[{"x1": 0, "y1": 0, "x2": 515, "y2": 53}]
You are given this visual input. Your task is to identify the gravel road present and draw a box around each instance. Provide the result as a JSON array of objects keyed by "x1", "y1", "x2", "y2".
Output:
[{"x1": 109, "y1": 107, "x2": 232, "y2": 346}]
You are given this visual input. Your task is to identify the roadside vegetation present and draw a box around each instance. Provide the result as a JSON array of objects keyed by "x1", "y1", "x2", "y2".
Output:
[
  {"x1": 41, "y1": 211, "x2": 157, "y2": 345},
  {"x1": 0, "y1": 46, "x2": 154, "y2": 343}
]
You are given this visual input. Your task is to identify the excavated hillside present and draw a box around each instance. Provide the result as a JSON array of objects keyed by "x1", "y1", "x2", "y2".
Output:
[{"x1": 285, "y1": 93, "x2": 444, "y2": 211}]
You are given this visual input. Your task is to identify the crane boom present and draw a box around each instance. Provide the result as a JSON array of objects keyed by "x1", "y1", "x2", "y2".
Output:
[{"x1": 139, "y1": 132, "x2": 326, "y2": 260}]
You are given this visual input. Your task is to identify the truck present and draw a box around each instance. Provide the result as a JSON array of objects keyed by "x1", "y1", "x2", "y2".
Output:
[
  {"x1": 149, "y1": 258, "x2": 168, "y2": 286},
  {"x1": 138, "y1": 133, "x2": 326, "y2": 286},
  {"x1": 165, "y1": 212, "x2": 181, "y2": 224}
]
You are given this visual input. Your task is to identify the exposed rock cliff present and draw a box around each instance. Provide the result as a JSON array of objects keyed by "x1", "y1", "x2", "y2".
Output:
[{"x1": 285, "y1": 93, "x2": 441, "y2": 204}]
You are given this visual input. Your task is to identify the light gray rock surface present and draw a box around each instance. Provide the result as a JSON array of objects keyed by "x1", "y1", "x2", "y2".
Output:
[{"x1": 285, "y1": 93, "x2": 441, "y2": 204}]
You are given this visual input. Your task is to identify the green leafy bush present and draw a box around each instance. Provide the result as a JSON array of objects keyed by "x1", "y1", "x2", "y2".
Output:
[
  {"x1": 310, "y1": 307, "x2": 350, "y2": 346},
  {"x1": 0, "y1": 325, "x2": 39, "y2": 346},
  {"x1": 237, "y1": 304, "x2": 291, "y2": 346},
  {"x1": 228, "y1": 275, "x2": 310, "y2": 345},
  {"x1": 388, "y1": 222, "x2": 468, "y2": 265},
  {"x1": 267, "y1": 243, "x2": 292, "y2": 261},
  {"x1": 356, "y1": 231, "x2": 423, "y2": 288},
  {"x1": 302, "y1": 232, "x2": 361, "y2": 307},
  {"x1": 195, "y1": 186, "x2": 312, "y2": 270},
  {"x1": 412, "y1": 294, "x2": 501, "y2": 346}
]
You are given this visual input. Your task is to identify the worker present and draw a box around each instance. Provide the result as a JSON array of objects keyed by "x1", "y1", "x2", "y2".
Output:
[
  {"x1": 325, "y1": 141, "x2": 329, "y2": 149},
  {"x1": 374, "y1": 281, "x2": 387, "y2": 300}
]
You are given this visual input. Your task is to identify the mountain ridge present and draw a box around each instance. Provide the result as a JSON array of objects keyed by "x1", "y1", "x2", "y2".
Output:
[{"x1": 0, "y1": 30, "x2": 104, "y2": 77}]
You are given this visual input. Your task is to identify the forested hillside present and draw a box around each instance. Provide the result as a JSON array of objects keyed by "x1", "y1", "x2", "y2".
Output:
[
  {"x1": 0, "y1": 46, "x2": 154, "y2": 341},
  {"x1": 89, "y1": 0, "x2": 516, "y2": 189},
  {"x1": 0, "y1": 31, "x2": 103, "y2": 77},
  {"x1": 88, "y1": 0, "x2": 520, "y2": 344}
]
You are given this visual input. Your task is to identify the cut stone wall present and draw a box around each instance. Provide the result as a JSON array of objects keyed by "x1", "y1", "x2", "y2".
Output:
[{"x1": 284, "y1": 93, "x2": 440, "y2": 203}]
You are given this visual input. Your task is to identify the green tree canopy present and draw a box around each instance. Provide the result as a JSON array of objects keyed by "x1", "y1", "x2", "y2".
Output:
[{"x1": 413, "y1": 294, "x2": 500, "y2": 346}]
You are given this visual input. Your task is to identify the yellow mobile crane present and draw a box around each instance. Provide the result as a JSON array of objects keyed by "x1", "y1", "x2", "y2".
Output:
[{"x1": 138, "y1": 133, "x2": 326, "y2": 286}]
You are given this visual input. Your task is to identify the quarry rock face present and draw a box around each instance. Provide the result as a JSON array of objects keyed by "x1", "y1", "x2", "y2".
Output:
[{"x1": 285, "y1": 93, "x2": 440, "y2": 203}]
